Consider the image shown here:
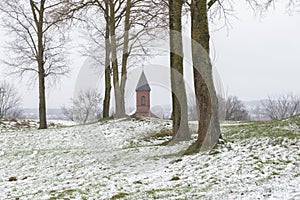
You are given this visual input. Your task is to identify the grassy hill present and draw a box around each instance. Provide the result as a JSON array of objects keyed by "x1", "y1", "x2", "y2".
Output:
[
  {"x1": 222, "y1": 115, "x2": 300, "y2": 140},
  {"x1": 0, "y1": 117, "x2": 299, "y2": 199}
]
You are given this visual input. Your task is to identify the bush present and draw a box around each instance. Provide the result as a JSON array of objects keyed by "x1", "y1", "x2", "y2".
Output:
[
  {"x1": 0, "y1": 81, "x2": 23, "y2": 119},
  {"x1": 225, "y1": 96, "x2": 249, "y2": 121}
]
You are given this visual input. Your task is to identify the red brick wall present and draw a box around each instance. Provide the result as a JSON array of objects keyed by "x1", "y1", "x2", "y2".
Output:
[{"x1": 136, "y1": 91, "x2": 150, "y2": 115}]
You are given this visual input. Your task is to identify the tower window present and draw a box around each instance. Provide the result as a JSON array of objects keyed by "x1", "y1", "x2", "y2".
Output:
[{"x1": 141, "y1": 96, "x2": 146, "y2": 106}]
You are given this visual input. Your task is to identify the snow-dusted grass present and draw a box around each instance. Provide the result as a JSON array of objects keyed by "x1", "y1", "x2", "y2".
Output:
[
  {"x1": 0, "y1": 117, "x2": 299, "y2": 199},
  {"x1": 0, "y1": 119, "x2": 77, "y2": 133}
]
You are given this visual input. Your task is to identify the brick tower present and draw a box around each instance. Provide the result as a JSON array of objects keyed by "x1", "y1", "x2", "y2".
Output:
[{"x1": 135, "y1": 71, "x2": 151, "y2": 117}]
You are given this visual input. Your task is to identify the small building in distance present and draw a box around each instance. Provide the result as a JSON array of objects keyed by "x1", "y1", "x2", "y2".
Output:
[{"x1": 134, "y1": 71, "x2": 154, "y2": 117}]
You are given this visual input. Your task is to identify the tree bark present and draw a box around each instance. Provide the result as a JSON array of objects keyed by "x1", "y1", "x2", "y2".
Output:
[
  {"x1": 38, "y1": 69, "x2": 47, "y2": 129},
  {"x1": 103, "y1": 0, "x2": 111, "y2": 118},
  {"x1": 120, "y1": 0, "x2": 131, "y2": 116},
  {"x1": 169, "y1": 0, "x2": 190, "y2": 141},
  {"x1": 35, "y1": 0, "x2": 47, "y2": 129},
  {"x1": 191, "y1": 0, "x2": 221, "y2": 147},
  {"x1": 109, "y1": 0, "x2": 123, "y2": 117}
]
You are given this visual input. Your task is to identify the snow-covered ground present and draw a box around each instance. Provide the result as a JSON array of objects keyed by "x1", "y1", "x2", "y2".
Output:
[{"x1": 0, "y1": 117, "x2": 299, "y2": 199}]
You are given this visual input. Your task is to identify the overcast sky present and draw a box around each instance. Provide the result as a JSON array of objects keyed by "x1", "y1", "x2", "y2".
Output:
[
  {"x1": 213, "y1": 2, "x2": 300, "y2": 101},
  {"x1": 0, "y1": 1, "x2": 300, "y2": 109}
]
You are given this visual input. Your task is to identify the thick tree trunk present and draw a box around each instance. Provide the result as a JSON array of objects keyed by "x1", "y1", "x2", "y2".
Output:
[
  {"x1": 191, "y1": 0, "x2": 221, "y2": 147},
  {"x1": 169, "y1": 0, "x2": 190, "y2": 141},
  {"x1": 103, "y1": 0, "x2": 111, "y2": 118},
  {"x1": 109, "y1": 0, "x2": 123, "y2": 117},
  {"x1": 120, "y1": 0, "x2": 131, "y2": 116}
]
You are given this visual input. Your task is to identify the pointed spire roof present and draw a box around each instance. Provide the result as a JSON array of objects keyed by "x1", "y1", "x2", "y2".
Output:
[{"x1": 136, "y1": 71, "x2": 151, "y2": 91}]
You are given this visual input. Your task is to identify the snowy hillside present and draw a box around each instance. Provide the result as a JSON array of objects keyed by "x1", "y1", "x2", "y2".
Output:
[{"x1": 0, "y1": 117, "x2": 299, "y2": 199}]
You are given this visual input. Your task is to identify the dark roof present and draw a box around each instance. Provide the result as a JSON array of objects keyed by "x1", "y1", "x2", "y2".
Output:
[{"x1": 136, "y1": 71, "x2": 151, "y2": 91}]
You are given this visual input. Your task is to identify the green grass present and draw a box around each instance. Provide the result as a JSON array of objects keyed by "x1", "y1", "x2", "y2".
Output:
[
  {"x1": 222, "y1": 116, "x2": 300, "y2": 141},
  {"x1": 111, "y1": 192, "x2": 129, "y2": 199},
  {"x1": 49, "y1": 189, "x2": 88, "y2": 200},
  {"x1": 184, "y1": 116, "x2": 300, "y2": 154}
]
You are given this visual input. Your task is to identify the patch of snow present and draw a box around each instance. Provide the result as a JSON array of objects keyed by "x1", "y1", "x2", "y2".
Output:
[{"x1": 47, "y1": 119, "x2": 78, "y2": 127}]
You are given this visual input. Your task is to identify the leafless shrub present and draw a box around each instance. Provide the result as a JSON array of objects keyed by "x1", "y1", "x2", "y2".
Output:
[
  {"x1": 0, "y1": 81, "x2": 22, "y2": 119},
  {"x1": 225, "y1": 96, "x2": 249, "y2": 121},
  {"x1": 262, "y1": 94, "x2": 300, "y2": 120},
  {"x1": 62, "y1": 89, "x2": 102, "y2": 124}
]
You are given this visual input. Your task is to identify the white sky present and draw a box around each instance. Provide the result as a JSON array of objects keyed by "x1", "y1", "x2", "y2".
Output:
[
  {"x1": 212, "y1": 2, "x2": 300, "y2": 101},
  {"x1": 0, "y1": 2, "x2": 300, "y2": 109}
]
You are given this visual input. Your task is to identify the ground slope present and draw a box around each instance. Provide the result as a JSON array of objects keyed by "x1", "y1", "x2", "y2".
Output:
[{"x1": 0, "y1": 117, "x2": 299, "y2": 199}]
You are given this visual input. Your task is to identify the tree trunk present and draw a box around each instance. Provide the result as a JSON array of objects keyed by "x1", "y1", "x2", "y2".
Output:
[
  {"x1": 37, "y1": 0, "x2": 47, "y2": 129},
  {"x1": 109, "y1": 0, "x2": 123, "y2": 117},
  {"x1": 120, "y1": 0, "x2": 131, "y2": 116},
  {"x1": 191, "y1": 0, "x2": 221, "y2": 147},
  {"x1": 169, "y1": 0, "x2": 190, "y2": 141},
  {"x1": 103, "y1": 0, "x2": 111, "y2": 118},
  {"x1": 38, "y1": 70, "x2": 47, "y2": 129}
]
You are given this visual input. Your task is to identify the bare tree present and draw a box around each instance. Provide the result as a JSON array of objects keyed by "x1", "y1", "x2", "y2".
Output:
[
  {"x1": 79, "y1": 0, "x2": 112, "y2": 119},
  {"x1": 169, "y1": 0, "x2": 191, "y2": 141},
  {"x1": 184, "y1": 0, "x2": 300, "y2": 152},
  {"x1": 225, "y1": 96, "x2": 249, "y2": 121},
  {"x1": 0, "y1": 0, "x2": 76, "y2": 129},
  {"x1": 244, "y1": 0, "x2": 300, "y2": 13},
  {"x1": 103, "y1": 0, "x2": 112, "y2": 119},
  {"x1": 189, "y1": 0, "x2": 223, "y2": 150},
  {"x1": 0, "y1": 81, "x2": 22, "y2": 119},
  {"x1": 262, "y1": 94, "x2": 300, "y2": 120},
  {"x1": 62, "y1": 89, "x2": 102, "y2": 124},
  {"x1": 61, "y1": 105, "x2": 74, "y2": 122},
  {"x1": 79, "y1": 0, "x2": 167, "y2": 118}
]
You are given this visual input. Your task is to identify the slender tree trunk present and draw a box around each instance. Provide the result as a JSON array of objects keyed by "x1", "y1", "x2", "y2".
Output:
[
  {"x1": 83, "y1": 112, "x2": 89, "y2": 124},
  {"x1": 36, "y1": 0, "x2": 47, "y2": 129},
  {"x1": 169, "y1": 0, "x2": 190, "y2": 141},
  {"x1": 0, "y1": 89, "x2": 4, "y2": 118},
  {"x1": 103, "y1": 0, "x2": 111, "y2": 118},
  {"x1": 38, "y1": 69, "x2": 47, "y2": 129},
  {"x1": 109, "y1": 0, "x2": 122, "y2": 117},
  {"x1": 191, "y1": 0, "x2": 221, "y2": 147},
  {"x1": 120, "y1": 0, "x2": 131, "y2": 116}
]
